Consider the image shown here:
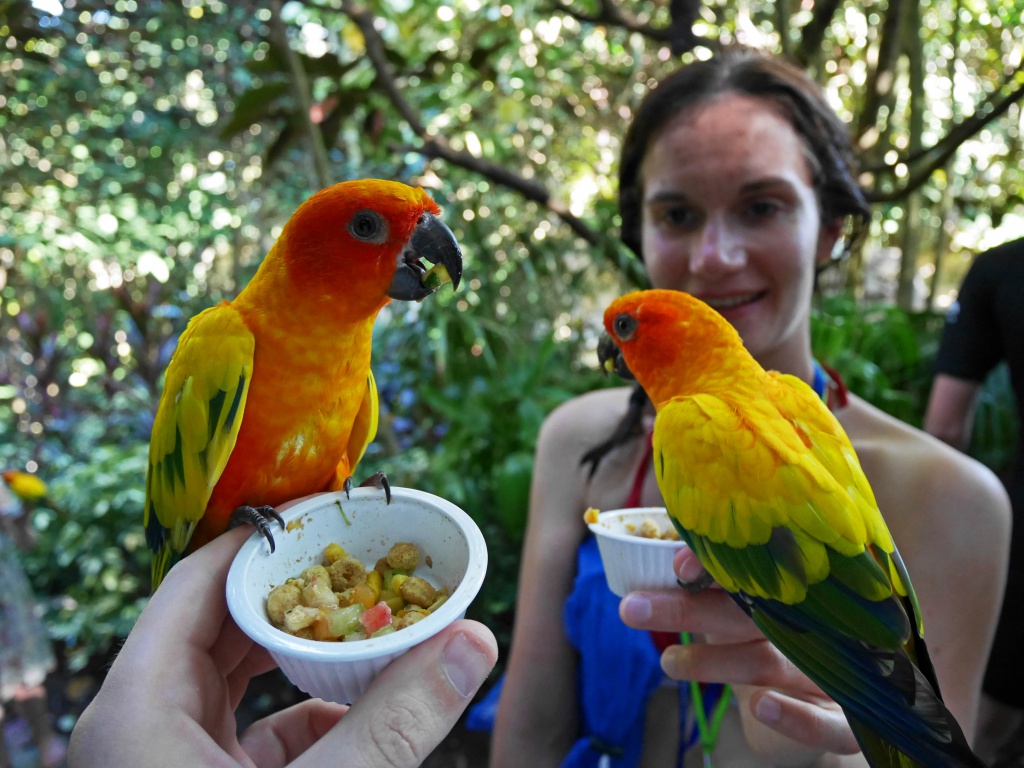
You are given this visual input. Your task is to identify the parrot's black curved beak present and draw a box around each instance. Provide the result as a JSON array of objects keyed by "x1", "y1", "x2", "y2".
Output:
[
  {"x1": 387, "y1": 213, "x2": 464, "y2": 301},
  {"x1": 597, "y1": 333, "x2": 635, "y2": 380}
]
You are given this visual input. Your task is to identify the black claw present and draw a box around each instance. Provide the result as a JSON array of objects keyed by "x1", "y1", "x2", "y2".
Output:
[
  {"x1": 229, "y1": 504, "x2": 284, "y2": 553},
  {"x1": 677, "y1": 570, "x2": 715, "y2": 594},
  {"x1": 343, "y1": 476, "x2": 354, "y2": 499},
  {"x1": 357, "y1": 471, "x2": 391, "y2": 504}
]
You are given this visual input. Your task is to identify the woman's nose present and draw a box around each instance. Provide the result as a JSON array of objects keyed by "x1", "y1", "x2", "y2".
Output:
[{"x1": 690, "y1": 216, "x2": 747, "y2": 276}]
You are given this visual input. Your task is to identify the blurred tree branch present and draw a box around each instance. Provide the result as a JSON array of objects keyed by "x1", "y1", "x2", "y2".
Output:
[
  {"x1": 865, "y1": 71, "x2": 1024, "y2": 203},
  {"x1": 549, "y1": 0, "x2": 672, "y2": 44},
  {"x1": 269, "y1": 0, "x2": 332, "y2": 189},
  {"x1": 340, "y1": 0, "x2": 603, "y2": 245}
]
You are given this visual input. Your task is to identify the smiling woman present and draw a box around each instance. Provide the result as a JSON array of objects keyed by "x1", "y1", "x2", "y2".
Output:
[{"x1": 492, "y1": 47, "x2": 1011, "y2": 768}]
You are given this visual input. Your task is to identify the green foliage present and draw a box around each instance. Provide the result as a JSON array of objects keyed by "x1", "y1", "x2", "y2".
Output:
[
  {"x1": 18, "y1": 444, "x2": 151, "y2": 672},
  {"x1": 811, "y1": 294, "x2": 1017, "y2": 475},
  {"x1": 811, "y1": 294, "x2": 946, "y2": 427},
  {"x1": 965, "y1": 363, "x2": 1019, "y2": 478}
]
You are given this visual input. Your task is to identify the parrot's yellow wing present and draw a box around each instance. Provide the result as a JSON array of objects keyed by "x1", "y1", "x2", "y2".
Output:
[
  {"x1": 144, "y1": 304, "x2": 254, "y2": 583},
  {"x1": 347, "y1": 368, "x2": 379, "y2": 471},
  {"x1": 654, "y1": 390, "x2": 896, "y2": 608}
]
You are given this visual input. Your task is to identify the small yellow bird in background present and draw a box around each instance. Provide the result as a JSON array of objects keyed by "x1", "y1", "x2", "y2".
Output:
[
  {"x1": 600, "y1": 288, "x2": 985, "y2": 768},
  {"x1": 144, "y1": 179, "x2": 463, "y2": 590},
  {"x1": 2, "y1": 469, "x2": 49, "y2": 503}
]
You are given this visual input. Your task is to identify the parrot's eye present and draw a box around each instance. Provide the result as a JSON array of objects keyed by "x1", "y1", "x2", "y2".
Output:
[
  {"x1": 348, "y1": 210, "x2": 388, "y2": 243},
  {"x1": 613, "y1": 313, "x2": 638, "y2": 341}
]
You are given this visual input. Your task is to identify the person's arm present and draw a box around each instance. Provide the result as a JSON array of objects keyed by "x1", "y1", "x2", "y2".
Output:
[
  {"x1": 69, "y1": 523, "x2": 498, "y2": 768},
  {"x1": 491, "y1": 400, "x2": 592, "y2": 768},
  {"x1": 859, "y1": 428, "x2": 1010, "y2": 743},
  {"x1": 924, "y1": 374, "x2": 982, "y2": 451}
]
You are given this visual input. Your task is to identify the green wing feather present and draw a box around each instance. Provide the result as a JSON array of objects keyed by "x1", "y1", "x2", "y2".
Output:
[
  {"x1": 347, "y1": 368, "x2": 379, "y2": 471},
  {"x1": 144, "y1": 304, "x2": 254, "y2": 586}
]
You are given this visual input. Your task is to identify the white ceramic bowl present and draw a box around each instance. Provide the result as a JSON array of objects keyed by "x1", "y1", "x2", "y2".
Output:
[
  {"x1": 226, "y1": 487, "x2": 487, "y2": 704},
  {"x1": 587, "y1": 507, "x2": 686, "y2": 597}
]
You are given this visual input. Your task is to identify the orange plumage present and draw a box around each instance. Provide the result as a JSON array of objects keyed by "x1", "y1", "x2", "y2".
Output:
[{"x1": 144, "y1": 180, "x2": 462, "y2": 588}]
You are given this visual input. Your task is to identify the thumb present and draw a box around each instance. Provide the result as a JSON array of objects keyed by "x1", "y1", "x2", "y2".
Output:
[{"x1": 293, "y1": 620, "x2": 497, "y2": 768}]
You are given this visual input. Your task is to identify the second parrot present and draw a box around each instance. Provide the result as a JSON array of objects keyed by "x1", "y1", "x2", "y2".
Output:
[{"x1": 600, "y1": 288, "x2": 985, "y2": 768}]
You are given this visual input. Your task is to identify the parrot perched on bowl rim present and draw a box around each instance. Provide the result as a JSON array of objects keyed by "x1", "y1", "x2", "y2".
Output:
[
  {"x1": 144, "y1": 179, "x2": 462, "y2": 590},
  {"x1": 599, "y1": 288, "x2": 986, "y2": 768}
]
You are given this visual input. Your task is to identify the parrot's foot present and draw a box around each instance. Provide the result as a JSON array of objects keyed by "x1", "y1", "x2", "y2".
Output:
[
  {"x1": 343, "y1": 472, "x2": 392, "y2": 504},
  {"x1": 677, "y1": 570, "x2": 715, "y2": 594},
  {"x1": 228, "y1": 504, "x2": 286, "y2": 552}
]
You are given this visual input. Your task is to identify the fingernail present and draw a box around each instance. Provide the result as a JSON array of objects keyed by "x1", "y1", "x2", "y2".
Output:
[
  {"x1": 620, "y1": 594, "x2": 652, "y2": 624},
  {"x1": 661, "y1": 645, "x2": 690, "y2": 678},
  {"x1": 678, "y1": 554, "x2": 705, "y2": 583},
  {"x1": 755, "y1": 694, "x2": 781, "y2": 724},
  {"x1": 442, "y1": 632, "x2": 491, "y2": 698}
]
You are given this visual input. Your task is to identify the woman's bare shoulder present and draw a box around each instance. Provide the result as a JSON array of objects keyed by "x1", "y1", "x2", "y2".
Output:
[
  {"x1": 540, "y1": 386, "x2": 636, "y2": 447},
  {"x1": 839, "y1": 395, "x2": 1011, "y2": 543}
]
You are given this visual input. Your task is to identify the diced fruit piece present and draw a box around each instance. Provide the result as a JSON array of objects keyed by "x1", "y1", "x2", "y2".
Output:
[
  {"x1": 359, "y1": 601, "x2": 393, "y2": 634},
  {"x1": 282, "y1": 605, "x2": 320, "y2": 633},
  {"x1": 422, "y1": 263, "x2": 452, "y2": 290},
  {"x1": 348, "y1": 582, "x2": 377, "y2": 609},
  {"x1": 324, "y1": 604, "x2": 366, "y2": 638},
  {"x1": 323, "y1": 542, "x2": 348, "y2": 563}
]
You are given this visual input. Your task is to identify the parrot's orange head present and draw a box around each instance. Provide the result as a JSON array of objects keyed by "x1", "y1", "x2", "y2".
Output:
[
  {"x1": 276, "y1": 179, "x2": 463, "y2": 318},
  {"x1": 600, "y1": 289, "x2": 751, "y2": 406}
]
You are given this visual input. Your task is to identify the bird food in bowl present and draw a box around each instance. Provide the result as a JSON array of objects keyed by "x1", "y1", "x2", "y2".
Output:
[
  {"x1": 586, "y1": 507, "x2": 687, "y2": 597},
  {"x1": 226, "y1": 486, "x2": 487, "y2": 704}
]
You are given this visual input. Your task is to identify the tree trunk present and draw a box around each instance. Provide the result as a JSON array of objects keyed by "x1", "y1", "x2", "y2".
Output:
[
  {"x1": 896, "y1": 0, "x2": 924, "y2": 309},
  {"x1": 855, "y1": 0, "x2": 906, "y2": 160},
  {"x1": 928, "y1": 0, "x2": 962, "y2": 311}
]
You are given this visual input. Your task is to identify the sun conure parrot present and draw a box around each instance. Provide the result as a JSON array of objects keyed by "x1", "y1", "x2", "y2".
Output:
[
  {"x1": 144, "y1": 179, "x2": 462, "y2": 590},
  {"x1": 599, "y1": 289, "x2": 985, "y2": 768},
  {"x1": 2, "y1": 469, "x2": 49, "y2": 503}
]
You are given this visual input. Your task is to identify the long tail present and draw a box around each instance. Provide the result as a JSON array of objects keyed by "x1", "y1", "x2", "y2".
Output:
[{"x1": 849, "y1": 715, "x2": 988, "y2": 768}]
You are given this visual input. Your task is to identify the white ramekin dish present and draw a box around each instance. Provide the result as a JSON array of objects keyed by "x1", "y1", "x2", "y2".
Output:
[
  {"x1": 226, "y1": 486, "x2": 487, "y2": 704},
  {"x1": 587, "y1": 507, "x2": 686, "y2": 597}
]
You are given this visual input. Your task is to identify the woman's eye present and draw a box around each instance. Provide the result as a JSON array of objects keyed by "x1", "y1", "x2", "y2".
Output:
[
  {"x1": 745, "y1": 200, "x2": 781, "y2": 219},
  {"x1": 660, "y1": 207, "x2": 696, "y2": 229}
]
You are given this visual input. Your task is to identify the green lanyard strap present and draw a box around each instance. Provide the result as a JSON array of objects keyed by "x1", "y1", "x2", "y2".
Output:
[{"x1": 680, "y1": 632, "x2": 733, "y2": 764}]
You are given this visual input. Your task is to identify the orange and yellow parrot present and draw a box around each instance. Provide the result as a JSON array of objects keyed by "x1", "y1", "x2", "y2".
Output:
[
  {"x1": 599, "y1": 289, "x2": 985, "y2": 768},
  {"x1": 2, "y1": 469, "x2": 49, "y2": 503},
  {"x1": 144, "y1": 179, "x2": 462, "y2": 589}
]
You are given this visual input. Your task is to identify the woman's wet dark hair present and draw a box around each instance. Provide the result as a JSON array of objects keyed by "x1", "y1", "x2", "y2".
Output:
[
  {"x1": 582, "y1": 48, "x2": 872, "y2": 479},
  {"x1": 619, "y1": 46, "x2": 871, "y2": 261}
]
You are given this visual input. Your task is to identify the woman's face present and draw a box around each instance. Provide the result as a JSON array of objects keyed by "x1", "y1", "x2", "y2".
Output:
[{"x1": 639, "y1": 92, "x2": 841, "y2": 373}]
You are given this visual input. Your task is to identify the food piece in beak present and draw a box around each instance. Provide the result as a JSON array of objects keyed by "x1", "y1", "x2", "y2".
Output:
[
  {"x1": 596, "y1": 333, "x2": 635, "y2": 380},
  {"x1": 387, "y1": 213, "x2": 464, "y2": 301}
]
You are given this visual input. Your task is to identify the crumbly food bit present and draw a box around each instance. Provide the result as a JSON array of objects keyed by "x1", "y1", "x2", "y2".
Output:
[
  {"x1": 632, "y1": 516, "x2": 680, "y2": 540},
  {"x1": 386, "y1": 542, "x2": 419, "y2": 571},
  {"x1": 327, "y1": 556, "x2": 367, "y2": 591},
  {"x1": 266, "y1": 540, "x2": 449, "y2": 642},
  {"x1": 638, "y1": 518, "x2": 661, "y2": 539},
  {"x1": 583, "y1": 507, "x2": 600, "y2": 524},
  {"x1": 399, "y1": 576, "x2": 437, "y2": 608}
]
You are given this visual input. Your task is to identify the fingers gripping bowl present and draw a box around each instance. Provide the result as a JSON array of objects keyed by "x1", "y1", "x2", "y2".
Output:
[
  {"x1": 587, "y1": 507, "x2": 687, "y2": 597},
  {"x1": 226, "y1": 487, "x2": 487, "y2": 704}
]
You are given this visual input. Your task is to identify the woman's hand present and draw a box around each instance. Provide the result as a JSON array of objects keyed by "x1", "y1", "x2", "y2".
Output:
[
  {"x1": 69, "y1": 522, "x2": 497, "y2": 768},
  {"x1": 619, "y1": 547, "x2": 863, "y2": 766}
]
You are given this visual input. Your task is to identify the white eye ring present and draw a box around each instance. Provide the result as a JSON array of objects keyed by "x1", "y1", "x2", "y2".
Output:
[{"x1": 348, "y1": 210, "x2": 388, "y2": 243}]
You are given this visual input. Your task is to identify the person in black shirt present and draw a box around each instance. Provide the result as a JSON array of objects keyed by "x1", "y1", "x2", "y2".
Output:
[{"x1": 926, "y1": 237, "x2": 1024, "y2": 761}]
